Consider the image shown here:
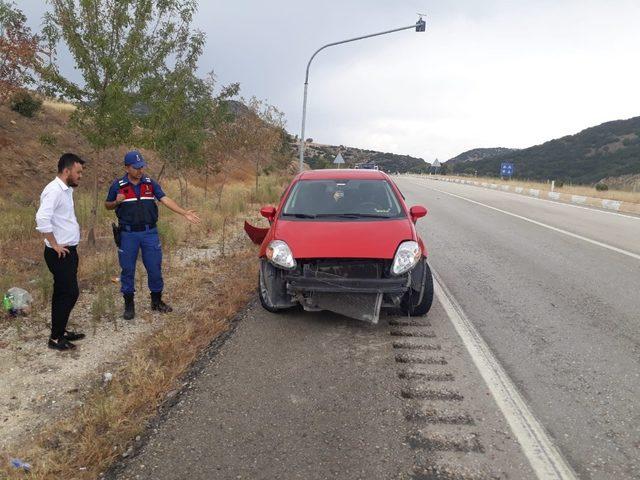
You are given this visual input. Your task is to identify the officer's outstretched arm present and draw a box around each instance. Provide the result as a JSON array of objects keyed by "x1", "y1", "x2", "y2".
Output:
[{"x1": 160, "y1": 197, "x2": 201, "y2": 224}]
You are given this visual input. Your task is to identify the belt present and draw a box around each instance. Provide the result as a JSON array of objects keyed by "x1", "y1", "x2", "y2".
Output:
[
  {"x1": 46, "y1": 244, "x2": 77, "y2": 250},
  {"x1": 120, "y1": 224, "x2": 157, "y2": 232}
]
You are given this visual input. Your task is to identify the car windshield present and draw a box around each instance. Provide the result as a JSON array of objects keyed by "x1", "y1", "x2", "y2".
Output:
[{"x1": 281, "y1": 179, "x2": 405, "y2": 219}]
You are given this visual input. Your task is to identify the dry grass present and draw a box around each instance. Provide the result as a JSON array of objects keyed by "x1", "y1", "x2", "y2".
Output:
[
  {"x1": 0, "y1": 173, "x2": 288, "y2": 478},
  {"x1": 41, "y1": 99, "x2": 77, "y2": 113},
  {"x1": 0, "y1": 173, "x2": 286, "y2": 302},
  {"x1": 0, "y1": 252, "x2": 257, "y2": 480},
  {"x1": 438, "y1": 175, "x2": 640, "y2": 204}
]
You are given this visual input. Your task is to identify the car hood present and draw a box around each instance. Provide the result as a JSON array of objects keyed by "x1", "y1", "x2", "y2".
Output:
[{"x1": 273, "y1": 219, "x2": 415, "y2": 259}]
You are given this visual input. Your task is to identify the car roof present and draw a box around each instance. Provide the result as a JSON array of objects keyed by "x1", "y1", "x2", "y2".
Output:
[{"x1": 296, "y1": 169, "x2": 388, "y2": 180}]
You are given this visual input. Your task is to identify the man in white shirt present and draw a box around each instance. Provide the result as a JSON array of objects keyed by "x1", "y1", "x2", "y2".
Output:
[{"x1": 35, "y1": 153, "x2": 86, "y2": 351}]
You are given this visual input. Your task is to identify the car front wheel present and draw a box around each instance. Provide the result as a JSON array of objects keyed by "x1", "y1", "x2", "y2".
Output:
[
  {"x1": 400, "y1": 258, "x2": 434, "y2": 316},
  {"x1": 258, "y1": 259, "x2": 295, "y2": 313}
]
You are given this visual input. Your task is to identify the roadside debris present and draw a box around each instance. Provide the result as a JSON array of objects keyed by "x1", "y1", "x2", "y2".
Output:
[
  {"x1": 10, "y1": 458, "x2": 31, "y2": 471},
  {"x1": 2, "y1": 287, "x2": 33, "y2": 316}
]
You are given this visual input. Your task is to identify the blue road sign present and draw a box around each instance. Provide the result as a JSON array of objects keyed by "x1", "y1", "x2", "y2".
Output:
[{"x1": 500, "y1": 162, "x2": 514, "y2": 177}]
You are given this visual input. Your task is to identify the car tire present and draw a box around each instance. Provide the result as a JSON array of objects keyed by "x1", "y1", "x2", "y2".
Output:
[
  {"x1": 258, "y1": 259, "x2": 291, "y2": 313},
  {"x1": 400, "y1": 258, "x2": 434, "y2": 316}
]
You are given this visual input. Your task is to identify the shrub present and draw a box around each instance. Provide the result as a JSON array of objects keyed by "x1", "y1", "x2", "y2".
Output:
[
  {"x1": 555, "y1": 180, "x2": 564, "y2": 188},
  {"x1": 595, "y1": 183, "x2": 609, "y2": 191},
  {"x1": 39, "y1": 133, "x2": 57, "y2": 147},
  {"x1": 10, "y1": 91, "x2": 42, "y2": 118}
]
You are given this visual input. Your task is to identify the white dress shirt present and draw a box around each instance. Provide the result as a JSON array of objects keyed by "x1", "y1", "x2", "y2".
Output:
[{"x1": 35, "y1": 177, "x2": 81, "y2": 247}]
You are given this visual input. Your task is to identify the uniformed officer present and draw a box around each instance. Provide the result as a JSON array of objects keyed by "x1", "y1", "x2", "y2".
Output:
[{"x1": 105, "y1": 151, "x2": 200, "y2": 320}]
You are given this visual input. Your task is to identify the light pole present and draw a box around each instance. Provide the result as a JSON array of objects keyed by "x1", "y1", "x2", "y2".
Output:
[{"x1": 298, "y1": 16, "x2": 427, "y2": 172}]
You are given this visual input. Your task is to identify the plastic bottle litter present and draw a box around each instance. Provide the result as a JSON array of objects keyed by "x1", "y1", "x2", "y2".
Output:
[
  {"x1": 2, "y1": 293, "x2": 12, "y2": 312},
  {"x1": 10, "y1": 458, "x2": 31, "y2": 471},
  {"x1": 2, "y1": 287, "x2": 33, "y2": 316}
]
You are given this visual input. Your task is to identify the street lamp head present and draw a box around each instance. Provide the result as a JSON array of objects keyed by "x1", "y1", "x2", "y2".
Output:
[{"x1": 299, "y1": 19, "x2": 428, "y2": 172}]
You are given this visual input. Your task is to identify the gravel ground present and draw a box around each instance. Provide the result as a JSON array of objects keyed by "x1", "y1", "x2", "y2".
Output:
[{"x1": 0, "y1": 225, "x2": 251, "y2": 455}]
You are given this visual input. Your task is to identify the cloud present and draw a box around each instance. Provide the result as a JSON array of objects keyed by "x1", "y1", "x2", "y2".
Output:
[{"x1": 18, "y1": 0, "x2": 640, "y2": 161}]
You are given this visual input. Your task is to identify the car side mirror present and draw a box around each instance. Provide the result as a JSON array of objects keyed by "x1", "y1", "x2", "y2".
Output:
[
  {"x1": 409, "y1": 205, "x2": 427, "y2": 223},
  {"x1": 260, "y1": 206, "x2": 277, "y2": 222}
]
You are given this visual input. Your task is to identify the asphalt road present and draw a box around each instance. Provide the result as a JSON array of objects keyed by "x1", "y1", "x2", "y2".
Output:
[
  {"x1": 112, "y1": 175, "x2": 639, "y2": 480},
  {"x1": 398, "y1": 176, "x2": 640, "y2": 479}
]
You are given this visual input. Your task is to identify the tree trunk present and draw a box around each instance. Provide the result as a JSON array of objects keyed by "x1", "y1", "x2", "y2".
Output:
[
  {"x1": 87, "y1": 149, "x2": 100, "y2": 246},
  {"x1": 184, "y1": 173, "x2": 189, "y2": 207},
  {"x1": 255, "y1": 158, "x2": 259, "y2": 201},
  {"x1": 220, "y1": 217, "x2": 227, "y2": 257},
  {"x1": 203, "y1": 164, "x2": 208, "y2": 202},
  {"x1": 157, "y1": 161, "x2": 167, "y2": 182},
  {"x1": 177, "y1": 175, "x2": 185, "y2": 205},
  {"x1": 216, "y1": 170, "x2": 227, "y2": 210}
]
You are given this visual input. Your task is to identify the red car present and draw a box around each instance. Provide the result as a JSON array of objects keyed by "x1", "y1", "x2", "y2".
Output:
[{"x1": 245, "y1": 169, "x2": 433, "y2": 323}]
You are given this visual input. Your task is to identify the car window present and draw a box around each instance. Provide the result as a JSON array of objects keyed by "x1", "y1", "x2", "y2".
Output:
[{"x1": 281, "y1": 179, "x2": 405, "y2": 219}]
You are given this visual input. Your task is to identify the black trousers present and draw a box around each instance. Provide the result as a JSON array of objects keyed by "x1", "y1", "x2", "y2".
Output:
[{"x1": 44, "y1": 246, "x2": 79, "y2": 339}]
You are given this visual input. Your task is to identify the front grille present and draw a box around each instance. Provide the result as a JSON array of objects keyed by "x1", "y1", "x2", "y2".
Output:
[{"x1": 300, "y1": 259, "x2": 391, "y2": 280}]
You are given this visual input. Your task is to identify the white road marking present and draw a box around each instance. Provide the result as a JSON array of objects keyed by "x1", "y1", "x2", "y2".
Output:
[
  {"x1": 426, "y1": 185, "x2": 640, "y2": 261},
  {"x1": 432, "y1": 270, "x2": 578, "y2": 480},
  {"x1": 404, "y1": 176, "x2": 640, "y2": 221}
]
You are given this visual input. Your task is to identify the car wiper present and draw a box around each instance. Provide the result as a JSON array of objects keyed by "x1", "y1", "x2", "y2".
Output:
[
  {"x1": 349, "y1": 213, "x2": 392, "y2": 218},
  {"x1": 281, "y1": 213, "x2": 317, "y2": 218},
  {"x1": 314, "y1": 213, "x2": 391, "y2": 219}
]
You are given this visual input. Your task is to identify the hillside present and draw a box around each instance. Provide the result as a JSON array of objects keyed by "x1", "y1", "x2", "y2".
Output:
[
  {"x1": 450, "y1": 117, "x2": 640, "y2": 184},
  {"x1": 0, "y1": 102, "x2": 164, "y2": 201},
  {"x1": 0, "y1": 102, "x2": 263, "y2": 204},
  {"x1": 301, "y1": 142, "x2": 430, "y2": 173},
  {"x1": 446, "y1": 147, "x2": 517, "y2": 165}
]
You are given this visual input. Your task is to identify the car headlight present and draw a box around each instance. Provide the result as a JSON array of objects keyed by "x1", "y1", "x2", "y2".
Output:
[
  {"x1": 391, "y1": 241, "x2": 421, "y2": 275},
  {"x1": 266, "y1": 240, "x2": 296, "y2": 269}
]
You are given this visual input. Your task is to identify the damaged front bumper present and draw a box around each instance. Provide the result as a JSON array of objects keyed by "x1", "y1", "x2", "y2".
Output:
[{"x1": 264, "y1": 259, "x2": 415, "y2": 324}]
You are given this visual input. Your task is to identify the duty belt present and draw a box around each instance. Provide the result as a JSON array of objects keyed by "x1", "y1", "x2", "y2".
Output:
[{"x1": 119, "y1": 224, "x2": 157, "y2": 232}]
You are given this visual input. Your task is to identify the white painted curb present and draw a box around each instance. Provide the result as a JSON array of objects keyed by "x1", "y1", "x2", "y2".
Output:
[{"x1": 602, "y1": 199, "x2": 621, "y2": 211}]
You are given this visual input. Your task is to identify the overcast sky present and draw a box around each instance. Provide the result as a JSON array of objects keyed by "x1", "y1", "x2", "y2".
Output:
[{"x1": 20, "y1": 0, "x2": 640, "y2": 161}]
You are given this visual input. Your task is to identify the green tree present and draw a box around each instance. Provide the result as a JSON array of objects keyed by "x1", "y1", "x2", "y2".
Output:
[
  {"x1": 0, "y1": 0, "x2": 45, "y2": 101},
  {"x1": 40, "y1": 0, "x2": 201, "y2": 242},
  {"x1": 136, "y1": 25, "x2": 207, "y2": 204},
  {"x1": 242, "y1": 96, "x2": 289, "y2": 196}
]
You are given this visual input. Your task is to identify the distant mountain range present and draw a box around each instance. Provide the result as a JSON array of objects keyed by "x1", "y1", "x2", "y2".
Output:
[
  {"x1": 299, "y1": 142, "x2": 430, "y2": 174},
  {"x1": 446, "y1": 117, "x2": 640, "y2": 184}
]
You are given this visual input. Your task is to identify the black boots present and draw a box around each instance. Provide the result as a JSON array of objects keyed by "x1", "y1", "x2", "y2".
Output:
[
  {"x1": 123, "y1": 293, "x2": 171, "y2": 319},
  {"x1": 151, "y1": 291, "x2": 173, "y2": 313},
  {"x1": 123, "y1": 294, "x2": 135, "y2": 320}
]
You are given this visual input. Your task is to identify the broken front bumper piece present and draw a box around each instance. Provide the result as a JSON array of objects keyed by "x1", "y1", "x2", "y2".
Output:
[{"x1": 285, "y1": 272, "x2": 411, "y2": 324}]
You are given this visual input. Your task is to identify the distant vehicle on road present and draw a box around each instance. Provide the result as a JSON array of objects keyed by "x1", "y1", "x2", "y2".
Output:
[
  {"x1": 354, "y1": 162, "x2": 379, "y2": 170},
  {"x1": 244, "y1": 169, "x2": 433, "y2": 323}
]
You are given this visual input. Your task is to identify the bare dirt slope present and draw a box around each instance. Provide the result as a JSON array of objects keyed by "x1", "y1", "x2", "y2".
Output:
[{"x1": 0, "y1": 103, "x2": 164, "y2": 200}]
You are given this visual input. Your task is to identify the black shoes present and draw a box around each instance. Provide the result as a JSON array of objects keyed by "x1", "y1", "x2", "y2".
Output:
[
  {"x1": 151, "y1": 292, "x2": 173, "y2": 313},
  {"x1": 48, "y1": 337, "x2": 76, "y2": 351},
  {"x1": 123, "y1": 294, "x2": 135, "y2": 320},
  {"x1": 63, "y1": 330, "x2": 85, "y2": 341}
]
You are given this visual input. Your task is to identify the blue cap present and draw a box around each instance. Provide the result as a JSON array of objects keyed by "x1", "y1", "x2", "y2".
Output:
[{"x1": 124, "y1": 150, "x2": 146, "y2": 169}]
